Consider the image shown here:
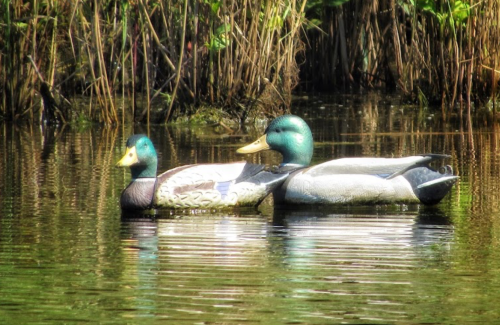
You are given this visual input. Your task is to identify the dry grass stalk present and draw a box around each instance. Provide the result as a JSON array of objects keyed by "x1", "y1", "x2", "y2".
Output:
[
  {"x1": 301, "y1": 0, "x2": 500, "y2": 117},
  {"x1": 2, "y1": 0, "x2": 499, "y2": 124}
]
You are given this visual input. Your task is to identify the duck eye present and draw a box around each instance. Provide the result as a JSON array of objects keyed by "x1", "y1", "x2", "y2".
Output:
[{"x1": 275, "y1": 128, "x2": 281, "y2": 133}]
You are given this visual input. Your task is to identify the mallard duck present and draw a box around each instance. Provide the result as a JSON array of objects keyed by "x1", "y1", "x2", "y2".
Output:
[
  {"x1": 237, "y1": 115, "x2": 458, "y2": 205},
  {"x1": 116, "y1": 134, "x2": 290, "y2": 210}
]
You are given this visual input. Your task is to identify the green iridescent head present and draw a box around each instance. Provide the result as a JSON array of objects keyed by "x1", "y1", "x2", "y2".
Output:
[
  {"x1": 116, "y1": 134, "x2": 158, "y2": 179},
  {"x1": 237, "y1": 115, "x2": 314, "y2": 166}
]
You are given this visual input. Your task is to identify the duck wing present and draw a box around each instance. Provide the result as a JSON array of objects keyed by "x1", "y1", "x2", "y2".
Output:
[{"x1": 154, "y1": 161, "x2": 289, "y2": 208}]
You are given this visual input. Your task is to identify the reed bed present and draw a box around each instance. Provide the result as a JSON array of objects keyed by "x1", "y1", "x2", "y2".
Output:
[
  {"x1": 301, "y1": 0, "x2": 500, "y2": 118},
  {"x1": 0, "y1": 0, "x2": 499, "y2": 124},
  {"x1": 1, "y1": 0, "x2": 305, "y2": 124}
]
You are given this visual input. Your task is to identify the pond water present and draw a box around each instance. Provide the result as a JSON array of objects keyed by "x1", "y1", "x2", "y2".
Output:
[{"x1": 2, "y1": 94, "x2": 500, "y2": 324}]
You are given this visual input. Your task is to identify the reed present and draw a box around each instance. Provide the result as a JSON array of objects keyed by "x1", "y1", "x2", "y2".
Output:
[
  {"x1": 1, "y1": 0, "x2": 38, "y2": 120},
  {"x1": 300, "y1": 0, "x2": 500, "y2": 117},
  {"x1": 1, "y1": 0, "x2": 307, "y2": 124},
  {"x1": 1, "y1": 0, "x2": 499, "y2": 124}
]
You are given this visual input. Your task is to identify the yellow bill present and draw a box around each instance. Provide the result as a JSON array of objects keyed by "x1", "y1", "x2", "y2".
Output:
[
  {"x1": 116, "y1": 146, "x2": 139, "y2": 167},
  {"x1": 237, "y1": 134, "x2": 270, "y2": 154}
]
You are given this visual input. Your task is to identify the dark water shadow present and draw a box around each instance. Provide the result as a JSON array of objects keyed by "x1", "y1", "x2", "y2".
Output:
[{"x1": 272, "y1": 204, "x2": 452, "y2": 226}]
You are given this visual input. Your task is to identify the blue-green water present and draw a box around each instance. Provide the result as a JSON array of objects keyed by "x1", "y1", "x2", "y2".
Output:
[{"x1": 2, "y1": 95, "x2": 500, "y2": 324}]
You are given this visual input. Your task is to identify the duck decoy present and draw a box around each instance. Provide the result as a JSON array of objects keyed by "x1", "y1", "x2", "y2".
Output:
[
  {"x1": 237, "y1": 115, "x2": 458, "y2": 205},
  {"x1": 116, "y1": 134, "x2": 289, "y2": 210}
]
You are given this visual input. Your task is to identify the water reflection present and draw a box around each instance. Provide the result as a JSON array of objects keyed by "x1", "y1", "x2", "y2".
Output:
[
  {"x1": 273, "y1": 207, "x2": 453, "y2": 273},
  {"x1": 117, "y1": 206, "x2": 456, "y2": 323},
  {"x1": 4, "y1": 95, "x2": 500, "y2": 324}
]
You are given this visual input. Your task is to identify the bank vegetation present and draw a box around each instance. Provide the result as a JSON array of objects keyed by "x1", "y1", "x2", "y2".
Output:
[{"x1": 1, "y1": 0, "x2": 499, "y2": 124}]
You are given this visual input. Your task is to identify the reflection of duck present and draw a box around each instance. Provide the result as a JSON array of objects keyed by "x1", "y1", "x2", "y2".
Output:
[
  {"x1": 116, "y1": 134, "x2": 289, "y2": 210},
  {"x1": 271, "y1": 207, "x2": 454, "y2": 271},
  {"x1": 237, "y1": 115, "x2": 458, "y2": 205}
]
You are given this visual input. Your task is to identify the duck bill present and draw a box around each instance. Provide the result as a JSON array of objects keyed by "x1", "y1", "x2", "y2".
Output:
[
  {"x1": 237, "y1": 134, "x2": 270, "y2": 154},
  {"x1": 116, "y1": 146, "x2": 139, "y2": 167}
]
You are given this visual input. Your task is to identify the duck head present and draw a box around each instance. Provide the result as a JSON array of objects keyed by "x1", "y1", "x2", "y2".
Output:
[
  {"x1": 116, "y1": 134, "x2": 158, "y2": 179},
  {"x1": 237, "y1": 115, "x2": 313, "y2": 167}
]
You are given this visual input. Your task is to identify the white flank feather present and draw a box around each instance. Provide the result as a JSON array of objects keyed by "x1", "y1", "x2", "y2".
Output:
[{"x1": 284, "y1": 173, "x2": 418, "y2": 204}]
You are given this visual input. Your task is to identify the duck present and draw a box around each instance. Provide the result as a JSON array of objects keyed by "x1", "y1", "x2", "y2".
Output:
[
  {"x1": 116, "y1": 134, "x2": 290, "y2": 210},
  {"x1": 237, "y1": 115, "x2": 459, "y2": 205}
]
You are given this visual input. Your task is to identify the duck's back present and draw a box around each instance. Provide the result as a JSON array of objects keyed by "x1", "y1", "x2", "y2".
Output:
[
  {"x1": 304, "y1": 156, "x2": 433, "y2": 177},
  {"x1": 155, "y1": 162, "x2": 288, "y2": 208}
]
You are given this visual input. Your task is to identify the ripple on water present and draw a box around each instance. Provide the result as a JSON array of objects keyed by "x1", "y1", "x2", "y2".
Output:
[{"x1": 115, "y1": 209, "x2": 456, "y2": 324}]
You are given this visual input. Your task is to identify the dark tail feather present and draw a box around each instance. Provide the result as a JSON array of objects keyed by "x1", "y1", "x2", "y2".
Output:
[
  {"x1": 387, "y1": 154, "x2": 451, "y2": 179},
  {"x1": 403, "y1": 165, "x2": 459, "y2": 205}
]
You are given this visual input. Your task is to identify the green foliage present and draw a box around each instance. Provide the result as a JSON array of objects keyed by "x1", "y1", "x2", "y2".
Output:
[
  {"x1": 305, "y1": 0, "x2": 353, "y2": 29},
  {"x1": 417, "y1": 87, "x2": 429, "y2": 108},
  {"x1": 206, "y1": 24, "x2": 231, "y2": 52},
  {"x1": 184, "y1": 107, "x2": 224, "y2": 125},
  {"x1": 73, "y1": 112, "x2": 93, "y2": 130},
  {"x1": 411, "y1": 0, "x2": 471, "y2": 27},
  {"x1": 265, "y1": 13, "x2": 284, "y2": 30},
  {"x1": 306, "y1": 0, "x2": 353, "y2": 12},
  {"x1": 205, "y1": 0, "x2": 222, "y2": 14},
  {"x1": 449, "y1": 1, "x2": 471, "y2": 24},
  {"x1": 1, "y1": 0, "x2": 497, "y2": 124},
  {"x1": 413, "y1": 0, "x2": 435, "y2": 12},
  {"x1": 13, "y1": 22, "x2": 28, "y2": 30},
  {"x1": 159, "y1": 92, "x2": 172, "y2": 106}
]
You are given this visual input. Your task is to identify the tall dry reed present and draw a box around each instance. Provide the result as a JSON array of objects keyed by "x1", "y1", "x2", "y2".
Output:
[
  {"x1": 301, "y1": 0, "x2": 500, "y2": 119},
  {"x1": 1, "y1": 0, "x2": 499, "y2": 124},
  {"x1": 1, "y1": 0, "x2": 306, "y2": 124}
]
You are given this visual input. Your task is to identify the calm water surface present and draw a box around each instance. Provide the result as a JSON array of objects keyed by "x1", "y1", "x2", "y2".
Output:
[{"x1": 2, "y1": 94, "x2": 500, "y2": 324}]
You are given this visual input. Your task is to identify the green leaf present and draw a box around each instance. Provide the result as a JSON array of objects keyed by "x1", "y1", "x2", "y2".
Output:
[
  {"x1": 121, "y1": 0, "x2": 129, "y2": 11},
  {"x1": 206, "y1": 24, "x2": 231, "y2": 52},
  {"x1": 306, "y1": 0, "x2": 352, "y2": 11},
  {"x1": 211, "y1": 2, "x2": 221, "y2": 14},
  {"x1": 306, "y1": 18, "x2": 322, "y2": 30},
  {"x1": 451, "y1": 0, "x2": 470, "y2": 24},
  {"x1": 215, "y1": 23, "x2": 230, "y2": 36},
  {"x1": 204, "y1": 0, "x2": 221, "y2": 14},
  {"x1": 268, "y1": 15, "x2": 283, "y2": 30},
  {"x1": 399, "y1": 2, "x2": 412, "y2": 15},
  {"x1": 325, "y1": 0, "x2": 352, "y2": 7},
  {"x1": 416, "y1": 0, "x2": 437, "y2": 14},
  {"x1": 14, "y1": 22, "x2": 28, "y2": 30}
]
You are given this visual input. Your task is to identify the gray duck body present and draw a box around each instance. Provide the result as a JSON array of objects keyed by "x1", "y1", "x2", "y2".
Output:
[{"x1": 237, "y1": 115, "x2": 459, "y2": 206}]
